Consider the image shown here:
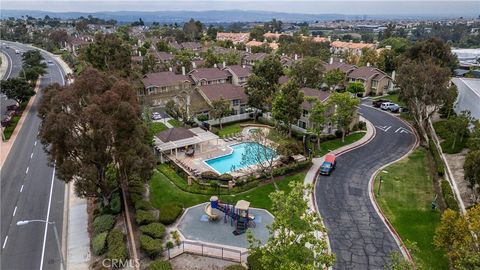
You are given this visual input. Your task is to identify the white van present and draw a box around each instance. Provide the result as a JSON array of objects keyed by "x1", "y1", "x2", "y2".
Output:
[{"x1": 380, "y1": 102, "x2": 395, "y2": 110}]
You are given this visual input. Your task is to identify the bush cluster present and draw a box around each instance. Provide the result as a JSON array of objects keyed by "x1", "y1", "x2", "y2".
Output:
[
  {"x1": 224, "y1": 265, "x2": 247, "y2": 270},
  {"x1": 429, "y1": 140, "x2": 445, "y2": 176},
  {"x1": 159, "y1": 203, "x2": 183, "y2": 225},
  {"x1": 149, "y1": 260, "x2": 173, "y2": 270},
  {"x1": 106, "y1": 229, "x2": 128, "y2": 262},
  {"x1": 136, "y1": 210, "x2": 157, "y2": 225},
  {"x1": 92, "y1": 232, "x2": 108, "y2": 255},
  {"x1": 271, "y1": 159, "x2": 313, "y2": 177},
  {"x1": 93, "y1": 214, "x2": 115, "y2": 234},
  {"x1": 247, "y1": 252, "x2": 265, "y2": 270},
  {"x1": 135, "y1": 199, "x2": 153, "y2": 211},
  {"x1": 109, "y1": 192, "x2": 122, "y2": 214},
  {"x1": 140, "y1": 234, "x2": 163, "y2": 258},
  {"x1": 441, "y1": 180, "x2": 459, "y2": 212},
  {"x1": 140, "y1": 223, "x2": 166, "y2": 239}
]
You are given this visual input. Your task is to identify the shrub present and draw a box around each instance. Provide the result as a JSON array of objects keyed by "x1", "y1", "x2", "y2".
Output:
[
  {"x1": 109, "y1": 193, "x2": 122, "y2": 214},
  {"x1": 196, "y1": 114, "x2": 208, "y2": 122},
  {"x1": 219, "y1": 173, "x2": 233, "y2": 181},
  {"x1": 140, "y1": 234, "x2": 163, "y2": 258},
  {"x1": 92, "y1": 232, "x2": 107, "y2": 255},
  {"x1": 106, "y1": 229, "x2": 128, "y2": 262},
  {"x1": 129, "y1": 185, "x2": 146, "y2": 195},
  {"x1": 247, "y1": 252, "x2": 265, "y2": 270},
  {"x1": 149, "y1": 260, "x2": 173, "y2": 270},
  {"x1": 136, "y1": 210, "x2": 157, "y2": 225},
  {"x1": 201, "y1": 171, "x2": 219, "y2": 180},
  {"x1": 429, "y1": 140, "x2": 445, "y2": 176},
  {"x1": 130, "y1": 193, "x2": 144, "y2": 205},
  {"x1": 135, "y1": 199, "x2": 153, "y2": 211},
  {"x1": 171, "y1": 230, "x2": 181, "y2": 246},
  {"x1": 93, "y1": 214, "x2": 115, "y2": 234},
  {"x1": 272, "y1": 160, "x2": 313, "y2": 177},
  {"x1": 224, "y1": 265, "x2": 247, "y2": 270},
  {"x1": 441, "y1": 180, "x2": 459, "y2": 212},
  {"x1": 140, "y1": 223, "x2": 166, "y2": 239},
  {"x1": 165, "y1": 241, "x2": 174, "y2": 249},
  {"x1": 159, "y1": 203, "x2": 183, "y2": 225}
]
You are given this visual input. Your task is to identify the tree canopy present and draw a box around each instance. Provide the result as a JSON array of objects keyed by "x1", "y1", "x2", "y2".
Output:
[
  {"x1": 290, "y1": 57, "x2": 325, "y2": 88},
  {"x1": 328, "y1": 92, "x2": 360, "y2": 142},
  {"x1": 272, "y1": 80, "x2": 304, "y2": 137},
  {"x1": 0, "y1": 77, "x2": 35, "y2": 104}
]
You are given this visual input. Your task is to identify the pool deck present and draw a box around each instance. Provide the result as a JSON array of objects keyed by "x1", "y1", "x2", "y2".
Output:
[{"x1": 176, "y1": 203, "x2": 274, "y2": 250}]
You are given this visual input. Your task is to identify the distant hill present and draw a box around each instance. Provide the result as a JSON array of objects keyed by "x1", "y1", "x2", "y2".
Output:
[{"x1": 0, "y1": 9, "x2": 473, "y2": 24}]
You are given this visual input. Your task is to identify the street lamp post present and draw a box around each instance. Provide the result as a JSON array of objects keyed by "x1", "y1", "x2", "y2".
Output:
[{"x1": 16, "y1": 220, "x2": 65, "y2": 270}]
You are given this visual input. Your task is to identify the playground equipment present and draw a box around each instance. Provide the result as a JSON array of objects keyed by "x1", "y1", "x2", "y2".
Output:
[{"x1": 205, "y1": 196, "x2": 255, "y2": 235}]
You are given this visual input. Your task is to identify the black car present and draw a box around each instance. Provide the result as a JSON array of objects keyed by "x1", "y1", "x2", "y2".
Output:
[{"x1": 372, "y1": 99, "x2": 389, "y2": 108}]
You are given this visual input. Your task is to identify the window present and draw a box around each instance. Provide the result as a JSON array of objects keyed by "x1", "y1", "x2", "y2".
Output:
[
  {"x1": 372, "y1": 80, "x2": 378, "y2": 88},
  {"x1": 298, "y1": 121, "x2": 307, "y2": 129},
  {"x1": 148, "y1": 87, "x2": 156, "y2": 95},
  {"x1": 232, "y1": 99, "x2": 240, "y2": 106},
  {"x1": 303, "y1": 109, "x2": 309, "y2": 117}
]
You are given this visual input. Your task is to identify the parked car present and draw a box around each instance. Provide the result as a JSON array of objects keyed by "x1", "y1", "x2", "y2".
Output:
[
  {"x1": 47, "y1": 60, "x2": 53, "y2": 64},
  {"x1": 6, "y1": 104, "x2": 19, "y2": 111},
  {"x1": 151, "y1": 112, "x2": 161, "y2": 120},
  {"x1": 380, "y1": 102, "x2": 396, "y2": 111},
  {"x1": 372, "y1": 99, "x2": 389, "y2": 108},
  {"x1": 1, "y1": 117, "x2": 11, "y2": 127},
  {"x1": 319, "y1": 153, "x2": 337, "y2": 176},
  {"x1": 390, "y1": 104, "x2": 400, "y2": 113},
  {"x1": 15, "y1": 49, "x2": 20, "y2": 54}
]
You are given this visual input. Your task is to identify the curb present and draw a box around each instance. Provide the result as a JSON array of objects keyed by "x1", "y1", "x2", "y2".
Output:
[{"x1": 363, "y1": 105, "x2": 419, "y2": 262}]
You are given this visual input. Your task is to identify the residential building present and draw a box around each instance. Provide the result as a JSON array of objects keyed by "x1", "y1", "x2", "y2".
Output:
[
  {"x1": 242, "y1": 52, "x2": 267, "y2": 66},
  {"x1": 181, "y1": 42, "x2": 203, "y2": 52},
  {"x1": 346, "y1": 66, "x2": 393, "y2": 95},
  {"x1": 297, "y1": 88, "x2": 332, "y2": 131},
  {"x1": 140, "y1": 71, "x2": 194, "y2": 107},
  {"x1": 189, "y1": 68, "x2": 230, "y2": 86},
  {"x1": 65, "y1": 35, "x2": 93, "y2": 56},
  {"x1": 196, "y1": 84, "x2": 249, "y2": 116},
  {"x1": 330, "y1": 41, "x2": 377, "y2": 56},
  {"x1": 216, "y1": 32, "x2": 250, "y2": 44},
  {"x1": 224, "y1": 65, "x2": 252, "y2": 86},
  {"x1": 245, "y1": 40, "x2": 278, "y2": 52},
  {"x1": 154, "y1": 51, "x2": 174, "y2": 63}
]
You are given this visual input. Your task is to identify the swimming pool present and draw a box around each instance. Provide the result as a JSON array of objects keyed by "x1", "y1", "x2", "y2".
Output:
[{"x1": 204, "y1": 142, "x2": 277, "y2": 174}]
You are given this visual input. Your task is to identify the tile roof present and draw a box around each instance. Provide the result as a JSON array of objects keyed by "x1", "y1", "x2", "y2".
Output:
[
  {"x1": 324, "y1": 62, "x2": 357, "y2": 74},
  {"x1": 142, "y1": 71, "x2": 193, "y2": 88},
  {"x1": 181, "y1": 42, "x2": 202, "y2": 50},
  {"x1": 198, "y1": 84, "x2": 248, "y2": 103},
  {"x1": 216, "y1": 32, "x2": 250, "y2": 43},
  {"x1": 347, "y1": 66, "x2": 388, "y2": 81},
  {"x1": 156, "y1": 127, "x2": 196, "y2": 142},
  {"x1": 189, "y1": 68, "x2": 230, "y2": 82},
  {"x1": 331, "y1": 41, "x2": 376, "y2": 50},
  {"x1": 243, "y1": 52, "x2": 267, "y2": 62},
  {"x1": 278, "y1": 75, "x2": 290, "y2": 84},
  {"x1": 154, "y1": 51, "x2": 174, "y2": 62},
  {"x1": 225, "y1": 65, "x2": 252, "y2": 78},
  {"x1": 301, "y1": 87, "x2": 331, "y2": 110}
]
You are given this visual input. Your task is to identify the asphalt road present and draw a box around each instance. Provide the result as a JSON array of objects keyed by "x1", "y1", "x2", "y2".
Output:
[
  {"x1": 315, "y1": 103, "x2": 416, "y2": 270},
  {"x1": 1, "y1": 41, "x2": 67, "y2": 270},
  {"x1": 1, "y1": 46, "x2": 23, "y2": 121}
]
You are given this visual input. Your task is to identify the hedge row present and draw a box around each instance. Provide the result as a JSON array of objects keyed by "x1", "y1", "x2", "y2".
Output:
[
  {"x1": 224, "y1": 265, "x2": 247, "y2": 270},
  {"x1": 136, "y1": 209, "x2": 158, "y2": 225},
  {"x1": 140, "y1": 234, "x2": 163, "y2": 258},
  {"x1": 149, "y1": 260, "x2": 172, "y2": 270},
  {"x1": 441, "y1": 180, "x2": 460, "y2": 212},
  {"x1": 106, "y1": 229, "x2": 128, "y2": 262},
  {"x1": 140, "y1": 223, "x2": 166, "y2": 239},
  {"x1": 92, "y1": 232, "x2": 108, "y2": 256},
  {"x1": 270, "y1": 159, "x2": 313, "y2": 177},
  {"x1": 429, "y1": 140, "x2": 445, "y2": 176},
  {"x1": 93, "y1": 214, "x2": 115, "y2": 235}
]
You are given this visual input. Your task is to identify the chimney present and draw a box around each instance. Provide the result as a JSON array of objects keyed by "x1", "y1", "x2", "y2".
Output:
[
  {"x1": 192, "y1": 61, "x2": 196, "y2": 69},
  {"x1": 214, "y1": 63, "x2": 217, "y2": 68},
  {"x1": 327, "y1": 36, "x2": 331, "y2": 41},
  {"x1": 242, "y1": 65, "x2": 245, "y2": 68},
  {"x1": 367, "y1": 62, "x2": 371, "y2": 67},
  {"x1": 339, "y1": 59, "x2": 343, "y2": 63},
  {"x1": 181, "y1": 66, "x2": 186, "y2": 76},
  {"x1": 169, "y1": 67, "x2": 173, "y2": 72},
  {"x1": 329, "y1": 57, "x2": 333, "y2": 64},
  {"x1": 222, "y1": 61, "x2": 226, "y2": 68},
  {"x1": 294, "y1": 54, "x2": 298, "y2": 61},
  {"x1": 349, "y1": 40, "x2": 353, "y2": 43},
  {"x1": 391, "y1": 70, "x2": 396, "y2": 81}
]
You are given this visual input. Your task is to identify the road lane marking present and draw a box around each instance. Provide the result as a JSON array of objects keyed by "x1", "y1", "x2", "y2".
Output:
[
  {"x1": 25, "y1": 167, "x2": 29, "y2": 174},
  {"x1": 395, "y1": 127, "x2": 412, "y2": 134},
  {"x1": 30, "y1": 152, "x2": 34, "y2": 159},
  {"x1": 2, "y1": 236, "x2": 8, "y2": 249},
  {"x1": 39, "y1": 165, "x2": 55, "y2": 270},
  {"x1": 20, "y1": 185, "x2": 24, "y2": 192},
  {"x1": 375, "y1": 125, "x2": 391, "y2": 132},
  {"x1": 13, "y1": 206, "x2": 17, "y2": 216},
  {"x1": 34, "y1": 141, "x2": 37, "y2": 146}
]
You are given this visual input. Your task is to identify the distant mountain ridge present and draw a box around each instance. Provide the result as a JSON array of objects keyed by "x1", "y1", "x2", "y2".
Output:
[{"x1": 1, "y1": 9, "x2": 473, "y2": 23}]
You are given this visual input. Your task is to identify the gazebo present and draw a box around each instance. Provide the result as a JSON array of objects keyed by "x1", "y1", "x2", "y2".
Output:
[{"x1": 154, "y1": 127, "x2": 219, "y2": 162}]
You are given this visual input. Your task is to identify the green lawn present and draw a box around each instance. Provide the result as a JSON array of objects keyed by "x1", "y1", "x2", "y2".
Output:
[
  {"x1": 317, "y1": 132, "x2": 366, "y2": 156},
  {"x1": 168, "y1": 118, "x2": 182, "y2": 128},
  {"x1": 375, "y1": 149, "x2": 448, "y2": 269},
  {"x1": 3, "y1": 115, "x2": 21, "y2": 140},
  {"x1": 433, "y1": 120, "x2": 467, "y2": 154},
  {"x1": 214, "y1": 121, "x2": 254, "y2": 137},
  {"x1": 150, "y1": 122, "x2": 168, "y2": 135},
  {"x1": 149, "y1": 167, "x2": 306, "y2": 212}
]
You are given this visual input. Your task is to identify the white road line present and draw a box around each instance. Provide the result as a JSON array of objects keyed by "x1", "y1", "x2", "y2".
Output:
[
  {"x1": 34, "y1": 141, "x2": 37, "y2": 146},
  {"x1": 30, "y1": 152, "x2": 34, "y2": 159},
  {"x1": 39, "y1": 165, "x2": 55, "y2": 270},
  {"x1": 2, "y1": 236, "x2": 8, "y2": 249},
  {"x1": 13, "y1": 206, "x2": 17, "y2": 216},
  {"x1": 25, "y1": 167, "x2": 29, "y2": 174},
  {"x1": 20, "y1": 185, "x2": 24, "y2": 192},
  {"x1": 384, "y1": 126, "x2": 391, "y2": 132}
]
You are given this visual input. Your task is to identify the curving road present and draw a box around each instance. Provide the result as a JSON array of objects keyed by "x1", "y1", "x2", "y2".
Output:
[
  {"x1": 1, "y1": 41, "x2": 67, "y2": 270},
  {"x1": 315, "y1": 103, "x2": 416, "y2": 270}
]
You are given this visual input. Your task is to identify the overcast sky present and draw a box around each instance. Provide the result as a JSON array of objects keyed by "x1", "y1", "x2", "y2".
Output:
[{"x1": 1, "y1": 0, "x2": 479, "y2": 15}]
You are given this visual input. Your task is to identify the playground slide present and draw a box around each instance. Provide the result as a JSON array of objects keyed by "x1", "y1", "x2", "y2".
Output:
[{"x1": 204, "y1": 203, "x2": 219, "y2": 221}]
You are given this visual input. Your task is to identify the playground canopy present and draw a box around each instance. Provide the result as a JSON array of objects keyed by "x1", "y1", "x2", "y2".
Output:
[{"x1": 235, "y1": 200, "x2": 250, "y2": 211}]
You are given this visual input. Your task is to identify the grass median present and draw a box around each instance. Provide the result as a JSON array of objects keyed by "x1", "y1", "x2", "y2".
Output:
[{"x1": 374, "y1": 148, "x2": 448, "y2": 269}]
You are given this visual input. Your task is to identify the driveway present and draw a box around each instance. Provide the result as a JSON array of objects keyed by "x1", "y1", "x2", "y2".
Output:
[{"x1": 315, "y1": 103, "x2": 416, "y2": 269}]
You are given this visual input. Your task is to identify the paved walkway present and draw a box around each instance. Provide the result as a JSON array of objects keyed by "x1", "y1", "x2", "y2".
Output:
[
  {"x1": 153, "y1": 117, "x2": 174, "y2": 128},
  {"x1": 66, "y1": 183, "x2": 90, "y2": 269},
  {"x1": 0, "y1": 51, "x2": 8, "y2": 79},
  {"x1": 304, "y1": 116, "x2": 375, "y2": 211}
]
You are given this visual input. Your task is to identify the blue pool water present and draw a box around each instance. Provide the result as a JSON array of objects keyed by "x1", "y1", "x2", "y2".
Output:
[{"x1": 205, "y1": 142, "x2": 276, "y2": 174}]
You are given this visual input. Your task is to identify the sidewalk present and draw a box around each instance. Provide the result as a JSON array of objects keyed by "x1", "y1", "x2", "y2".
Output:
[
  {"x1": 0, "y1": 51, "x2": 8, "y2": 79},
  {"x1": 304, "y1": 117, "x2": 376, "y2": 211},
  {"x1": 66, "y1": 183, "x2": 91, "y2": 269}
]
